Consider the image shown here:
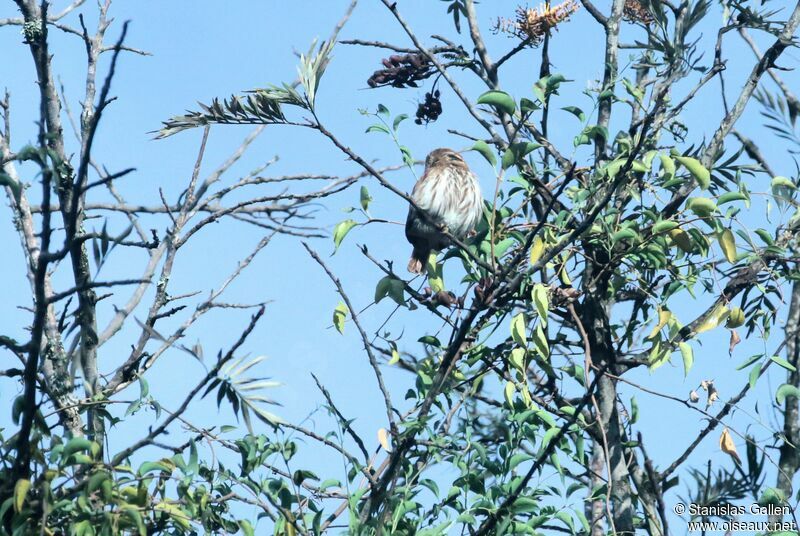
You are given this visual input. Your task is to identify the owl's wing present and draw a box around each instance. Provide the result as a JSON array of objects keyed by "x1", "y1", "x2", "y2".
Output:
[{"x1": 406, "y1": 169, "x2": 442, "y2": 242}]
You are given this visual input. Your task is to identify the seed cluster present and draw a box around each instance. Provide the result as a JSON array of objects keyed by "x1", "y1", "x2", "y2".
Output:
[
  {"x1": 367, "y1": 53, "x2": 435, "y2": 88},
  {"x1": 415, "y1": 90, "x2": 443, "y2": 125}
]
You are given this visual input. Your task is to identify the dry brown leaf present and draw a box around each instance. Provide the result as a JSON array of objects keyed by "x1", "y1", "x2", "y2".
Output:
[
  {"x1": 728, "y1": 330, "x2": 741, "y2": 355},
  {"x1": 719, "y1": 428, "x2": 741, "y2": 464}
]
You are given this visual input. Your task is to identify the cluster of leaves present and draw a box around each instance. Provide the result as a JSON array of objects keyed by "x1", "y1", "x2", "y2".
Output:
[{"x1": 0, "y1": 427, "x2": 253, "y2": 535}]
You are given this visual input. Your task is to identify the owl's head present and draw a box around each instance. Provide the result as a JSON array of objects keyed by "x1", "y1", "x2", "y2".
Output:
[{"x1": 425, "y1": 148, "x2": 467, "y2": 169}]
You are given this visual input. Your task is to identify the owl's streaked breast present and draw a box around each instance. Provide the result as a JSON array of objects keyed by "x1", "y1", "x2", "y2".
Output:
[{"x1": 412, "y1": 166, "x2": 482, "y2": 239}]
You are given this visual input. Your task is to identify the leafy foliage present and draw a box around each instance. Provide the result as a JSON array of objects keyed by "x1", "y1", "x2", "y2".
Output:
[{"x1": 3, "y1": 0, "x2": 800, "y2": 534}]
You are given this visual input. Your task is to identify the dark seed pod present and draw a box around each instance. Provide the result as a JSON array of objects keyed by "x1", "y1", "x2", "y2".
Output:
[
  {"x1": 365, "y1": 53, "x2": 435, "y2": 89},
  {"x1": 414, "y1": 90, "x2": 443, "y2": 125}
]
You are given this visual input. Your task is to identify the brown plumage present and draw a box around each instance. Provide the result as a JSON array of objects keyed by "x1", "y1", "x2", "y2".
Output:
[{"x1": 405, "y1": 148, "x2": 483, "y2": 274}]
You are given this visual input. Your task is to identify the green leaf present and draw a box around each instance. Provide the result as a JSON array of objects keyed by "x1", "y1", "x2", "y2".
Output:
[
  {"x1": 736, "y1": 354, "x2": 763, "y2": 371},
  {"x1": 476, "y1": 90, "x2": 516, "y2": 115},
  {"x1": 501, "y1": 142, "x2": 541, "y2": 170},
  {"x1": 776, "y1": 384, "x2": 800, "y2": 405},
  {"x1": 360, "y1": 186, "x2": 372, "y2": 211},
  {"x1": 332, "y1": 219, "x2": 357, "y2": 252},
  {"x1": 612, "y1": 228, "x2": 638, "y2": 244},
  {"x1": 520, "y1": 97, "x2": 539, "y2": 114},
  {"x1": 509, "y1": 347, "x2": 526, "y2": 373},
  {"x1": 771, "y1": 176, "x2": 796, "y2": 189},
  {"x1": 686, "y1": 197, "x2": 717, "y2": 217},
  {"x1": 238, "y1": 520, "x2": 255, "y2": 536},
  {"x1": 532, "y1": 323, "x2": 549, "y2": 359},
  {"x1": 718, "y1": 192, "x2": 747, "y2": 205},
  {"x1": 758, "y1": 487, "x2": 787, "y2": 507},
  {"x1": 471, "y1": 140, "x2": 497, "y2": 167},
  {"x1": 392, "y1": 113, "x2": 408, "y2": 131},
  {"x1": 749, "y1": 363, "x2": 761, "y2": 389},
  {"x1": 539, "y1": 426, "x2": 559, "y2": 455},
  {"x1": 122, "y1": 506, "x2": 147, "y2": 536},
  {"x1": 771, "y1": 356, "x2": 797, "y2": 372},
  {"x1": 658, "y1": 154, "x2": 675, "y2": 181},
  {"x1": 630, "y1": 396, "x2": 639, "y2": 424},
  {"x1": 622, "y1": 78, "x2": 644, "y2": 105},
  {"x1": 504, "y1": 381, "x2": 515, "y2": 407},
  {"x1": 61, "y1": 437, "x2": 94, "y2": 461},
  {"x1": 511, "y1": 313, "x2": 527, "y2": 346},
  {"x1": 679, "y1": 342, "x2": 694, "y2": 377},
  {"x1": 154, "y1": 502, "x2": 190, "y2": 530},
  {"x1": 374, "y1": 276, "x2": 405, "y2": 305},
  {"x1": 509, "y1": 453, "x2": 532, "y2": 470},
  {"x1": 319, "y1": 479, "x2": 342, "y2": 490},
  {"x1": 365, "y1": 124, "x2": 390, "y2": 135},
  {"x1": 0, "y1": 173, "x2": 21, "y2": 204},
  {"x1": 532, "y1": 284, "x2": 549, "y2": 326},
  {"x1": 534, "y1": 73, "x2": 567, "y2": 101},
  {"x1": 754, "y1": 229, "x2": 774, "y2": 245},
  {"x1": 561, "y1": 106, "x2": 585, "y2": 122},
  {"x1": 717, "y1": 229, "x2": 737, "y2": 263},
  {"x1": 675, "y1": 156, "x2": 710, "y2": 189},
  {"x1": 137, "y1": 460, "x2": 173, "y2": 476},
  {"x1": 652, "y1": 220, "x2": 679, "y2": 234},
  {"x1": 574, "y1": 125, "x2": 608, "y2": 147},
  {"x1": 425, "y1": 253, "x2": 445, "y2": 293},
  {"x1": 511, "y1": 497, "x2": 540, "y2": 514},
  {"x1": 333, "y1": 301, "x2": 347, "y2": 334},
  {"x1": 648, "y1": 341, "x2": 671, "y2": 372}
]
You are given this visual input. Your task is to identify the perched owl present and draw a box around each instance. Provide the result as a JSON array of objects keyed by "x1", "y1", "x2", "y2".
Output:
[{"x1": 405, "y1": 148, "x2": 483, "y2": 274}]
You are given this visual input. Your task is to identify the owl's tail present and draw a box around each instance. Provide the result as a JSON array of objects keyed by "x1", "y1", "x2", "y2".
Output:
[{"x1": 408, "y1": 246, "x2": 430, "y2": 274}]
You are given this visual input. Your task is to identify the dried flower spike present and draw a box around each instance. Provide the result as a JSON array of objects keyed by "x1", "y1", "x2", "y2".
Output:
[
  {"x1": 623, "y1": 0, "x2": 655, "y2": 25},
  {"x1": 493, "y1": 1, "x2": 580, "y2": 46}
]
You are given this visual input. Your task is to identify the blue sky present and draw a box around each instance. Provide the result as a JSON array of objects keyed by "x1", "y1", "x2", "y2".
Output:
[{"x1": 1, "y1": 0, "x2": 799, "y2": 531}]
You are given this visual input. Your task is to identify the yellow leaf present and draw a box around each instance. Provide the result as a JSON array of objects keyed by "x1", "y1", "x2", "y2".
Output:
[
  {"x1": 696, "y1": 304, "x2": 729, "y2": 334},
  {"x1": 718, "y1": 229, "x2": 737, "y2": 263},
  {"x1": 529, "y1": 236, "x2": 545, "y2": 265},
  {"x1": 668, "y1": 228, "x2": 693, "y2": 253},
  {"x1": 648, "y1": 308, "x2": 672, "y2": 339},
  {"x1": 332, "y1": 301, "x2": 347, "y2": 335},
  {"x1": 388, "y1": 346, "x2": 400, "y2": 366},
  {"x1": 719, "y1": 428, "x2": 741, "y2": 464},
  {"x1": 154, "y1": 502, "x2": 190, "y2": 530},
  {"x1": 504, "y1": 381, "x2": 515, "y2": 407},
  {"x1": 377, "y1": 428, "x2": 392, "y2": 453},
  {"x1": 14, "y1": 479, "x2": 30, "y2": 513},
  {"x1": 558, "y1": 263, "x2": 572, "y2": 286}
]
